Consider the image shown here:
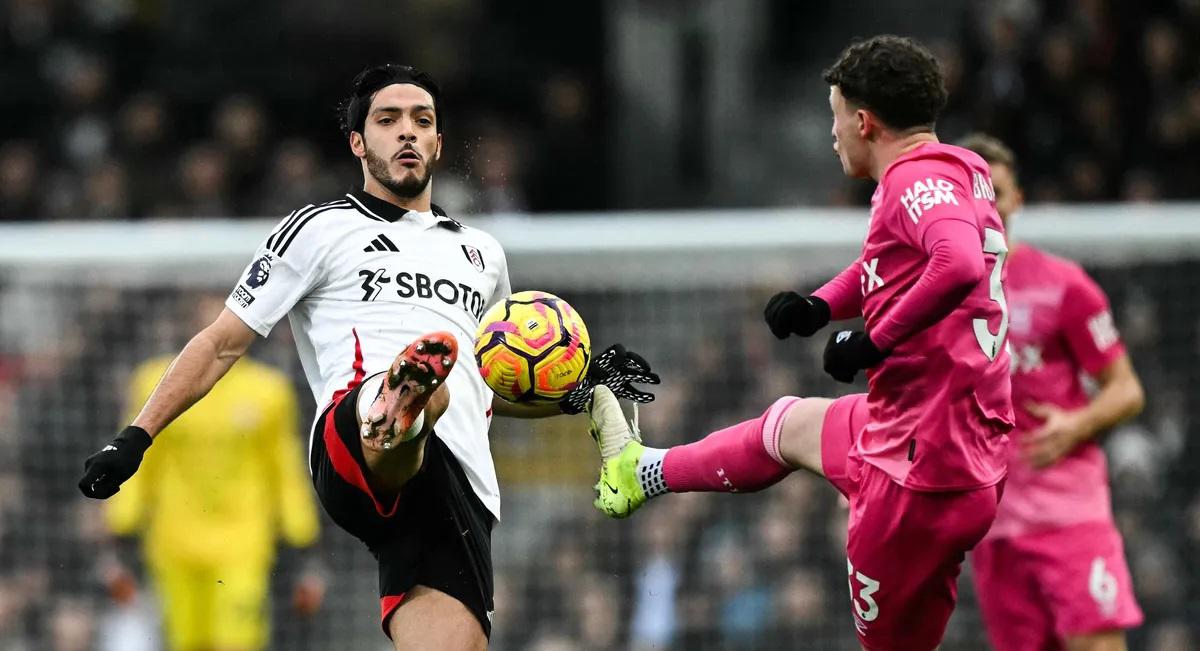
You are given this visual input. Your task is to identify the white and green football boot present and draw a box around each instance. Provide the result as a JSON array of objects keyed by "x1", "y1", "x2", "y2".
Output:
[{"x1": 588, "y1": 385, "x2": 648, "y2": 518}]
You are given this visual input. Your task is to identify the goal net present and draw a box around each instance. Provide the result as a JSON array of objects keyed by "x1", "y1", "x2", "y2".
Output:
[{"x1": 1, "y1": 204, "x2": 1196, "y2": 650}]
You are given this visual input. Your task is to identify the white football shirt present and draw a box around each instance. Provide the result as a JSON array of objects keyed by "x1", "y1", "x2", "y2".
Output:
[{"x1": 226, "y1": 189, "x2": 511, "y2": 520}]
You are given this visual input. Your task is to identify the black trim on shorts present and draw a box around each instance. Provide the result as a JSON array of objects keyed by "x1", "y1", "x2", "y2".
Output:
[{"x1": 309, "y1": 381, "x2": 495, "y2": 637}]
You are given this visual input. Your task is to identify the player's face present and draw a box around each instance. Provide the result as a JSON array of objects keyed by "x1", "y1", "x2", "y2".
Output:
[
  {"x1": 353, "y1": 83, "x2": 443, "y2": 199},
  {"x1": 829, "y1": 86, "x2": 872, "y2": 178},
  {"x1": 989, "y1": 161, "x2": 1024, "y2": 226}
]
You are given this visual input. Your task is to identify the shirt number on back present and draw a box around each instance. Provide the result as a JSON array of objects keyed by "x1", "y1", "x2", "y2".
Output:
[{"x1": 973, "y1": 228, "x2": 1009, "y2": 360}]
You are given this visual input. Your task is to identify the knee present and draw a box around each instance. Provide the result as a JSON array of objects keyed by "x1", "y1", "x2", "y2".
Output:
[{"x1": 775, "y1": 397, "x2": 834, "y2": 473}]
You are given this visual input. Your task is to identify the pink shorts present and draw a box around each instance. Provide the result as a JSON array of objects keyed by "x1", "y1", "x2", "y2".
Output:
[
  {"x1": 821, "y1": 393, "x2": 1002, "y2": 651},
  {"x1": 972, "y1": 521, "x2": 1143, "y2": 650}
]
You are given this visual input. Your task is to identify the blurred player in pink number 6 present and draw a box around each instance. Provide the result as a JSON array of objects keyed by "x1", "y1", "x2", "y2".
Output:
[
  {"x1": 961, "y1": 134, "x2": 1145, "y2": 651},
  {"x1": 587, "y1": 35, "x2": 1013, "y2": 651}
]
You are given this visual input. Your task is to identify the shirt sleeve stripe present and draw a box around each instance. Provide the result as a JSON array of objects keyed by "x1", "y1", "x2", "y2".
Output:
[
  {"x1": 275, "y1": 202, "x2": 350, "y2": 257},
  {"x1": 265, "y1": 207, "x2": 307, "y2": 251},
  {"x1": 268, "y1": 199, "x2": 351, "y2": 253}
]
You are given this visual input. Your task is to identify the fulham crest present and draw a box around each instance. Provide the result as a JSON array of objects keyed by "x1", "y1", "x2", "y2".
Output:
[{"x1": 461, "y1": 245, "x2": 485, "y2": 272}]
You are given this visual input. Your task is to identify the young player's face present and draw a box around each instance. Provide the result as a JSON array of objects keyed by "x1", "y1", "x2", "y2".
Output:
[
  {"x1": 829, "y1": 86, "x2": 870, "y2": 178},
  {"x1": 989, "y1": 161, "x2": 1023, "y2": 226},
  {"x1": 355, "y1": 83, "x2": 443, "y2": 199}
]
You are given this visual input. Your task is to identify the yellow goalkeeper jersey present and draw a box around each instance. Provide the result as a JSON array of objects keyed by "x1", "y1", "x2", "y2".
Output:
[{"x1": 105, "y1": 356, "x2": 319, "y2": 567}]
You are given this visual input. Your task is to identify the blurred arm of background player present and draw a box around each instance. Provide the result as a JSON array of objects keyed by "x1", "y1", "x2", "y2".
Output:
[
  {"x1": 131, "y1": 309, "x2": 258, "y2": 438},
  {"x1": 102, "y1": 333, "x2": 327, "y2": 615},
  {"x1": 99, "y1": 362, "x2": 163, "y2": 605},
  {"x1": 264, "y1": 377, "x2": 326, "y2": 617},
  {"x1": 79, "y1": 309, "x2": 258, "y2": 499},
  {"x1": 1024, "y1": 354, "x2": 1145, "y2": 469}
]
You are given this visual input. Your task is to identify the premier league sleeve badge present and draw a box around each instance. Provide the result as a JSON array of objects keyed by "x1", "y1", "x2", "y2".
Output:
[{"x1": 246, "y1": 254, "x2": 273, "y2": 288}]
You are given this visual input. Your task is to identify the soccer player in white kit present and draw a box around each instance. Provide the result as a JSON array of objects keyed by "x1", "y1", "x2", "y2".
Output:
[{"x1": 78, "y1": 64, "x2": 659, "y2": 650}]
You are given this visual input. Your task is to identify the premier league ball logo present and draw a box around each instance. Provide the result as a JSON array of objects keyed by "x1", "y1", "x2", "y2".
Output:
[{"x1": 246, "y1": 255, "x2": 273, "y2": 288}]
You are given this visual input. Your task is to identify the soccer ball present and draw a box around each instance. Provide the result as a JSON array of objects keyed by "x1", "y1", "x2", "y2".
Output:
[{"x1": 474, "y1": 291, "x2": 591, "y2": 403}]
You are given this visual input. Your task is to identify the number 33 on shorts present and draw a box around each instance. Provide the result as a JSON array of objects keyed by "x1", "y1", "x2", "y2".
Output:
[{"x1": 848, "y1": 559, "x2": 881, "y2": 623}]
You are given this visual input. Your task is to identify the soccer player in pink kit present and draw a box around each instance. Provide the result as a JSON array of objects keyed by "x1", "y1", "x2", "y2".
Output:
[
  {"x1": 585, "y1": 35, "x2": 1013, "y2": 650},
  {"x1": 959, "y1": 134, "x2": 1145, "y2": 651}
]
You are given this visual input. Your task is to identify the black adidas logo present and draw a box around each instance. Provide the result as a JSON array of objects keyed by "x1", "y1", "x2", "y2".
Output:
[{"x1": 364, "y1": 234, "x2": 399, "y2": 253}]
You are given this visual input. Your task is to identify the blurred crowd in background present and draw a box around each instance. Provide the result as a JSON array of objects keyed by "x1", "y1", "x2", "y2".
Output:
[
  {"x1": 0, "y1": 0, "x2": 607, "y2": 220},
  {"x1": 5, "y1": 0, "x2": 1200, "y2": 650},
  {"x1": 1, "y1": 259, "x2": 1198, "y2": 649},
  {"x1": 3, "y1": 0, "x2": 1200, "y2": 222},
  {"x1": 941, "y1": 0, "x2": 1200, "y2": 203}
]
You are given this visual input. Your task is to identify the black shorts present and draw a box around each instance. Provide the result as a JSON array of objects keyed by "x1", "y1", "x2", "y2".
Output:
[{"x1": 309, "y1": 379, "x2": 495, "y2": 638}]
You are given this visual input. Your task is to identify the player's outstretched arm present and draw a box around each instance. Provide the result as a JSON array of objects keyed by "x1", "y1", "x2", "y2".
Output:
[
  {"x1": 79, "y1": 309, "x2": 258, "y2": 499},
  {"x1": 868, "y1": 219, "x2": 984, "y2": 352},
  {"x1": 493, "y1": 343, "x2": 661, "y2": 419},
  {"x1": 763, "y1": 259, "x2": 862, "y2": 339},
  {"x1": 823, "y1": 219, "x2": 984, "y2": 382},
  {"x1": 763, "y1": 292, "x2": 831, "y2": 339}
]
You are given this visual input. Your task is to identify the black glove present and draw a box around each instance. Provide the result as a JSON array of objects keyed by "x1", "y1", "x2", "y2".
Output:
[
  {"x1": 823, "y1": 330, "x2": 888, "y2": 383},
  {"x1": 764, "y1": 292, "x2": 831, "y2": 339},
  {"x1": 79, "y1": 426, "x2": 153, "y2": 499},
  {"x1": 560, "y1": 344, "x2": 661, "y2": 414}
]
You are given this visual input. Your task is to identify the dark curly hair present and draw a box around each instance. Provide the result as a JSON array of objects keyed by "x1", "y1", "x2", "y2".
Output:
[
  {"x1": 338, "y1": 64, "x2": 442, "y2": 138},
  {"x1": 822, "y1": 35, "x2": 947, "y2": 132}
]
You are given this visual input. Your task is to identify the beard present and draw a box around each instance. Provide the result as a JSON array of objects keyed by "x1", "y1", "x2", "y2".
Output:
[{"x1": 364, "y1": 145, "x2": 434, "y2": 198}]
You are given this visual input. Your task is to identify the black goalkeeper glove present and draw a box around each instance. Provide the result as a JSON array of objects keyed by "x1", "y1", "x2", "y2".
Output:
[
  {"x1": 560, "y1": 343, "x2": 661, "y2": 415},
  {"x1": 823, "y1": 330, "x2": 888, "y2": 384},
  {"x1": 764, "y1": 292, "x2": 831, "y2": 339},
  {"x1": 78, "y1": 426, "x2": 153, "y2": 499}
]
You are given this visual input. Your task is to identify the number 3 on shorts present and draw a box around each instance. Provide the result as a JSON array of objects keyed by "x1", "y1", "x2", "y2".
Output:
[{"x1": 847, "y1": 559, "x2": 880, "y2": 622}]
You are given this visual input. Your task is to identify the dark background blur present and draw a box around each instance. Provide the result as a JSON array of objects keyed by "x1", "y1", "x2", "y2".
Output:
[
  {"x1": 3, "y1": 0, "x2": 1199, "y2": 223},
  {"x1": 3, "y1": 1, "x2": 1200, "y2": 651}
]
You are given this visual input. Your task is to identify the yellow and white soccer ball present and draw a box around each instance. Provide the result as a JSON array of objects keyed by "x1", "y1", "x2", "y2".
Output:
[{"x1": 474, "y1": 291, "x2": 591, "y2": 403}]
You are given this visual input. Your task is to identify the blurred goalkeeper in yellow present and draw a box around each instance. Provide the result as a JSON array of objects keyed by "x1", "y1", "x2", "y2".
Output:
[{"x1": 104, "y1": 294, "x2": 323, "y2": 651}]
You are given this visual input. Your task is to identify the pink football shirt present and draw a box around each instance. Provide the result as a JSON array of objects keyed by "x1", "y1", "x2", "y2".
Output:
[
  {"x1": 853, "y1": 143, "x2": 1014, "y2": 491},
  {"x1": 985, "y1": 244, "x2": 1125, "y2": 539}
]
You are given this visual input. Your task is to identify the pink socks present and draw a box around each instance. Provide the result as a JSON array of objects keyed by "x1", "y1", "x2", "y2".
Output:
[{"x1": 658, "y1": 397, "x2": 799, "y2": 493}]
